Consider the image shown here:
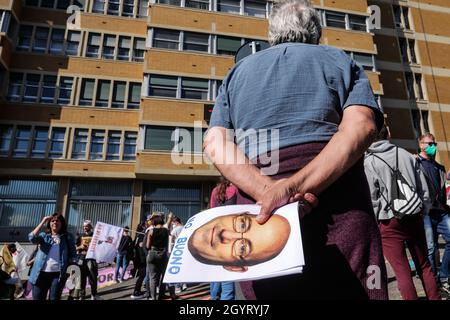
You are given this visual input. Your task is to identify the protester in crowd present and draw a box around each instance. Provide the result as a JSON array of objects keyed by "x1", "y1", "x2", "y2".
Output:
[
  {"x1": 204, "y1": 0, "x2": 387, "y2": 299},
  {"x1": 74, "y1": 220, "x2": 101, "y2": 300},
  {"x1": 28, "y1": 213, "x2": 76, "y2": 300},
  {"x1": 416, "y1": 132, "x2": 450, "y2": 295},
  {"x1": 0, "y1": 244, "x2": 20, "y2": 300},
  {"x1": 115, "y1": 227, "x2": 133, "y2": 283},
  {"x1": 145, "y1": 215, "x2": 177, "y2": 300},
  {"x1": 170, "y1": 216, "x2": 187, "y2": 294},
  {"x1": 209, "y1": 178, "x2": 237, "y2": 300},
  {"x1": 130, "y1": 222, "x2": 147, "y2": 299},
  {"x1": 364, "y1": 126, "x2": 440, "y2": 300}
]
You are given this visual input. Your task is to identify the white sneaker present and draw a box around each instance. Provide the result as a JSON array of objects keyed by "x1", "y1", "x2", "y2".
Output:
[{"x1": 91, "y1": 295, "x2": 103, "y2": 300}]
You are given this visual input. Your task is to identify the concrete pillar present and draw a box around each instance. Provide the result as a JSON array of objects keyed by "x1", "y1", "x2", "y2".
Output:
[
  {"x1": 131, "y1": 179, "x2": 143, "y2": 238},
  {"x1": 56, "y1": 177, "x2": 70, "y2": 217}
]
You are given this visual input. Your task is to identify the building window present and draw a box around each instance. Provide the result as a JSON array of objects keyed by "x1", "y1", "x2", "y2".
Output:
[
  {"x1": 144, "y1": 126, "x2": 174, "y2": 151},
  {"x1": 117, "y1": 36, "x2": 131, "y2": 60},
  {"x1": 352, "y1": 53, "x2": 375, "y2": 71},
  {"x1": 93, "y1": 0, "x2": 106, "y2": 13},
  {"x1": 67, "y1": 180, "x2": 132, "y2": 235},
  {"x1": 149, "y1": 75, "x2": 178, "y2": 98},
  {"x1": 399, "y1": 38, "x2": 408, "y2": 63},
  {"x1": 393, "y1": 5, "x2": 412, "y2": 30},
  {"x1": 86, "y1": 33, "x2": 101, "y2": 58},
  {"x1": 72, "y1": 129, "x2": 89, "y2": 159},
  {"x1": 40, "y1": 75, "x2": 57, "y2": 103},
  {"x1": 123, "y1": 131, "x2": 137, "y2": 160},
  {"x1": 122, "y1": 0, "x2": 134, "y2": 16},
  {"x1": 132, "y1": 38, "x2": 145, "y2": 62},
  {"x1": 13, "y1": 126, "x2": 31, "y2": 158},
  {"x1": 32, "y1": 27, "x2": 49, "y2": 53},
  {"x1": 66, "y1": 31, "x2": 81, "y2": 56},
  {"x1": 411, "y1": 109, "x2": 422, "y2": 138},
  {"x1": 41, "y1": 0, "x2": 55, "y2": 7},
  {"x1": 408, "y1": 39, "x2": 417, "y2": 64},
  {"x1": 402, "y1": 7, "x2": 411, "y2": 30},
  {"x1": 405, "y1": 72, "x2": 415, "y2": 100},
  {"x1": 183, "y1": 32, "x2": 209, "y2": 52},
  {"x1": 23, "y1": 74, "x2": 40, "y2": 103},
  {"x1": 106, "y1": 130, "x2": 121, "y2": 160},
  {"x1": 244, "y1": 0, "x2": 266, "y2": 18},
  {"x1": 79, "y1": 79, "x2": 95, "y2": 106},
  {"x1": 0, "y1": 125, "x2": 13, "y2": 157},
  {"x1": 138, "y1": 0, "x2": 149, "y2": 17},
  {"x1": 185, "y1": 0, "x2": 209, "y2": 10},
  {"x1": 31, "y1": 127, "x2": 49, "y2": 158},
  {"x1": 112, "y1": 81, "x2": 126, "y2": 108},
  {"x1": 17, "y1": 25, "x2": 33, "y2": 51},
  {"x1": 348, "y1": 15, "x2": 366, "y2": 31},
  {"x1": 415, "y1": 74, "x2": 424, "y2": 100},
  {"x1": 127, "y1": 82, "x2": 141, "y2": 109},
  {"x1": 153, "y1": 29, "x2": 180, "y2": 50},
  {"x1": 155, "y1": 0, "x2": 181, "y2": 6},
  {"x1": 89, "y1": 130, "x2": 105, "y2": 160},
  {"x1": 95, "y1": 80, "x2": 111, "y2": 107},
  {"x1": 0, "y1": 179, "x2": 59, "y2": 242},
  {"x1": 107, "y1": 0, "x2": 120, "y2": 15},
  {"x1": 7, "y1": 73, "x2": 23, "y2": 101},
  {"x1": 49, "y1": 127, "x2": 66, "y2": 159},
  {"x1": 102, "y1": 34, "x2": 116, "y2": 59},
  {"x1": 57, "y1": 77, "x2": 74, "y2": 105},
  {"x1": 50, "y1": 28, "x2": 65, "y2": 54},
  {"x1": 181, "y1": 78, "x2": 208, "y2": 100},
  {"x1": 325, "y1": 11, "x2": 346, "y2": 29},
  {"x1": 217, "y1": 36, "x2": 241, "y2": 55},
  {"x1": 218, "y1": 0, "x2": 241, "y2": 15}
]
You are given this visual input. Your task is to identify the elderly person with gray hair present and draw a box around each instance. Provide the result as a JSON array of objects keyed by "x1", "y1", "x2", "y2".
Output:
[{"x1": 204, "y1": 0, "x2": 388, "y2": 300}]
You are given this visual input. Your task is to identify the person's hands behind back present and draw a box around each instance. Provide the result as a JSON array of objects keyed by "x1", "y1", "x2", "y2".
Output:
[{"x1": 256, "y1": 179, "x2": 319, "y2": 224}]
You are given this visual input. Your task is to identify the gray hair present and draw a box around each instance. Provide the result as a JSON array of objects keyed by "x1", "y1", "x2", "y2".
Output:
[{"x1": 268, "y1": 0, "x2": 322, "y2": 46}]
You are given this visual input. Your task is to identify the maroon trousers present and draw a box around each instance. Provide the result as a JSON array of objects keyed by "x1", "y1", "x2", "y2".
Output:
[
  {"x1": 379, "y1": 215, "x2": 441, "y2": 300},
  {"x1": 237, "y1": 143, "x2": 388, "y2": 300}
]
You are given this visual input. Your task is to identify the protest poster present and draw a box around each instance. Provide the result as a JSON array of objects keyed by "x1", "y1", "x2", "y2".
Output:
[
  {"x1": 86, "y1": 222, "x2": 123, "y2": 263},
  {"x1": 12, "y1": 242, "x2": 29, "y2": 280},
  {"x1": 163, "y1": 202, "x2": 304, "y2": 283}
]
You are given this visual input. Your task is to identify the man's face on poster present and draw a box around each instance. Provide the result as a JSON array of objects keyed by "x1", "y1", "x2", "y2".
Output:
[{"x1": 188, "y1": 212, "x2": 290, "y2": 272}]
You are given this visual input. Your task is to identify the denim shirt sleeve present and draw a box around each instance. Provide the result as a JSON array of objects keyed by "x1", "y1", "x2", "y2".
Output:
[
  {"x1": 28, "y1": 231, "x2": 45, "y2": 244},
  {"x1": 343, "y1": 59, "x2": 384, "y2": 131},
  {"x1": 209, "y1": 74, "x2": 233, "y2": 129}
]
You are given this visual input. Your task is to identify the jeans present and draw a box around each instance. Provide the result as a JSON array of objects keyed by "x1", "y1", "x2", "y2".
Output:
[
  {"x1": 146, "y1": 249, "x2": 174, "y2": 299},
  {"x1": 379, "y1": 216, "x2": 440, "y2": 300},
  {"x1": 210, "y1": 282, "x2": 235, "y2": 300},
  {"x1": 32, "y1": 272, "x2": 61, "y2": 300},
  {"x1": 424, "y1": 210, "x2": 450, "y2": 283},
  {"x1": 114, "y1": 254, "x2": 128, "y2": 281},
  {"x1": 80, "y1": 259, "x2": 98, "y2": 297}
]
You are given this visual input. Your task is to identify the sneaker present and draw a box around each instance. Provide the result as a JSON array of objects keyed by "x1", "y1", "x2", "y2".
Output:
[
  {"x1": 182, "y1": 284, "x2": 188, "y2": 291},
  {"x1": 441, "y1": 282, "x2": 450, "y2": 295},
  {"x1": 14, "y1": 288, "x2": 25, "y2": 299},
  {"x1": 91, "y1": 295, "x2": 103, "y2": 300},
  {"x1": 130, "y1": 292, "x2": 145, "y2": 300},
  {"x1": 115, "y1": 279, "x2": 120, "y2": 284},
  {"x1": 175, "y1": 287, "x2": 182, "y2": 294}
]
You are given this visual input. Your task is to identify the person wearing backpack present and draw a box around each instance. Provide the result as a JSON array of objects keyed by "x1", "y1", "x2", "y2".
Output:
[
  {"x1": 364, "y1": 126, "x2": 440, "y2": 300},
  {"x1": 416, "y1": 132, "x2": 450, "y2": 296}
]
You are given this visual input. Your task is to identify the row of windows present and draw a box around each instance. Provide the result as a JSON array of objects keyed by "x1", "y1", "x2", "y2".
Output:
[
  {"x1": 24, "y1": 0, "x2": 84, "y2": 10},
  {"x1": 145, "y1": 74, "x2": 221, "y2": 101},
  {"x1": 0, "y1": 125, "x2": 137, "y2": 161},
  {"x1": 15, "y1": 26, "x2": 146, "y2": 62},
  {"x1": 16, "y1": 25, "x2": 81, "y2": 56},
  {"x1": 6, "y1": 73, "x2": 142, "y2": 109},
  {"x1": 144, "y1": 125, "x2": 205, "y2": 153},
  {"x1": 91, "y1": 0, "x2": 149, "y2": 18},
  {"x1": 317, "y1": 9, "x2": 368, "y2": 32},
  {"x1": 149, "y1": 28, "x2": 259, "y2": 56},
  {"x1": 85, "y1": 32, "x2": 145, "y2": 61}
]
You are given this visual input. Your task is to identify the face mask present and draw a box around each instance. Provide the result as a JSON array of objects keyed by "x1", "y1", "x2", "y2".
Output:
[{"x1": 425, "y1": 144, "x2": 437, "y2": 157}]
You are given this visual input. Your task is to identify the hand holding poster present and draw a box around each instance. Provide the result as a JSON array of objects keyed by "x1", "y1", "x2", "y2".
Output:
[
  {"x1": 86, "y1": 222, "x2": 123, "y2": 263},
  {"x1": 163, "y1": 202, "x2": 304, "y2": 283}
]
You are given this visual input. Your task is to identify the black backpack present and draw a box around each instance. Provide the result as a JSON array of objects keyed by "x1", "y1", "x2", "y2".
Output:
[{"x1": 369, "y1": 147, "x2": 423, "y2": 219}]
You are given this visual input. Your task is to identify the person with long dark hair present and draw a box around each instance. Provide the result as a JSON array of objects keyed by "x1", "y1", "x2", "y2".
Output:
[
  {"x1": 209, "y1": 177, "x2": 237, "y2": 300},
  {"x1": 145, "y1": 216, "x2": 177, "y2": 300},
  {"x1": 28, "y1": 213, "x2": 76, "y2": 300}
]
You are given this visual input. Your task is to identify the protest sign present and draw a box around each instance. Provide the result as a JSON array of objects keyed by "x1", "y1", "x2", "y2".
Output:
[
  {"x1": 163, "y1": 202, "x2": 304, "y2": 283},
  {"x1": 86, "y1": 222, "x2": 123, "y2": 263}
]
